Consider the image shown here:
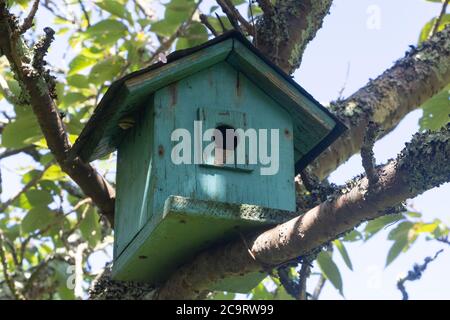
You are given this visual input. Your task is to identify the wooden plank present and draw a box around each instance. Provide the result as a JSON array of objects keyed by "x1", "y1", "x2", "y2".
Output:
[
  {"x1": 112, "y1": 195, "x2": 298, "y2": 292},
  {"x1": 114, "y1": 102, "x2": 155, "y2": 258},
  {"x1": 226, "y1": 40, "x2": 338, "y2": 161}
]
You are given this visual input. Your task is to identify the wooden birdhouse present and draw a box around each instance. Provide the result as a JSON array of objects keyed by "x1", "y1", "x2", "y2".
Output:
[{"x1": 71, "y1": 31, "x2": 346, "y2": 293}]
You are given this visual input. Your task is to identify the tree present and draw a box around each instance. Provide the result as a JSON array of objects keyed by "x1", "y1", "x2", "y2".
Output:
[{"x1": 0, "y1": 0, "x2": 449, "y2": 300}]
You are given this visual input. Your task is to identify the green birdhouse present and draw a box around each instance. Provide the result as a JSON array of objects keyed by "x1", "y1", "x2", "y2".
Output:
[{"x1": 71, "y1": 31, "x2": 345, "y2": 293}]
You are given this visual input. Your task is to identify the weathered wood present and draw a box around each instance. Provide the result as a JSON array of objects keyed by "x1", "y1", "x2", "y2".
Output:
[
  {"x1": 71, "y1": 31, "x2": 346, "y2": 293},
  {"x1": 112, "y1": 195, "x2": 299, "y2": 292},
  {"x1": 71, "y1": 32, "x2": 345, "y2": 169}
]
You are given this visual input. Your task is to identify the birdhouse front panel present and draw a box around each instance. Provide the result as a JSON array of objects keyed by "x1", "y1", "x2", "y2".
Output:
[
  {"x1": 113, "y1": 62, "x2": 296, "y2": 285},
  {"x1": 71, "y1": 31, "x2": 346, "y2": 293}
]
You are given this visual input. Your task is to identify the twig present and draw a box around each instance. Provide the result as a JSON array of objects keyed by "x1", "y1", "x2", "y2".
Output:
[
  {"x1": 0, "y1": 146, "x2": 36, "y2": 160},
  {"x1": 337, "y1": 62, "x2": 351, "y2": 100},
  {"x1": 429, "y1": 0, "x2": 449, "y2": 38},
  {"x1": 397, "y1": 249, "x2": 443, "y2": 300},
  {"x1": 297, "y1": 262, "x2": 311, "y2": 300},
  {"x1": 78, "y1": 0, "x2": 90, "y2": 27},
  {"x1": 361, "y1": 121, "x2": 380, "y2": 186},
  {"x1": 41, "y1": 1, "x2": 76, "y2": 24},
  {"x1": 215, "y1": 13, "x2": 228, "y2": 32},
  {"x1": 436, "y1": 237, "x2": 450, "y2": 246},
  {"x1": 311, "y1": 274, "x2": 326, "y2": 300},
  {"x1": 0, "y1": 162, "x2": 52, "y2": 213},
  {"x1": 0, "y1": 233, "x2": 25, "y2": 299},
  {"x1": 19, "y1": 0, "x2": 40, "y2": 34},
  {"x1": 277, "y1": 266, "x2": 300, "y2": 299},
  {"x1": 217, "y1": 0, "x2": 251, "y2": 35},
  {"x1": 200, "y1": 14, "x2": 219, "y2": 36},
  {"x1": 146, "y1": 0, "x2": 203, "y2": 65}
]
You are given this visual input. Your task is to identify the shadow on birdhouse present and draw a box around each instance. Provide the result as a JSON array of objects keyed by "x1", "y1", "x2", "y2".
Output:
[{"x1": 71, "y1": 31, "x2": 346, "y2": 293}]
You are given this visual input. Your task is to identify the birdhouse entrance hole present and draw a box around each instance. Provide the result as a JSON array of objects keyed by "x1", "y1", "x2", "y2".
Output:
[{"x1": 213, "y1": 124, "x2": 238, "y2": 166}]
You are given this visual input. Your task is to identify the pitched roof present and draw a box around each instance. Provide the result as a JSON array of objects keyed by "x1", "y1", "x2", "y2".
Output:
[{"x1": 70, "y1": 31, "x2": 346, "y2": 172}]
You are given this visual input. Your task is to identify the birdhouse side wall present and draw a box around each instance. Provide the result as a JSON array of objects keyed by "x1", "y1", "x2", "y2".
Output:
[{"x1": 114, "y1": 103, "x2": 155, "y2": 259}]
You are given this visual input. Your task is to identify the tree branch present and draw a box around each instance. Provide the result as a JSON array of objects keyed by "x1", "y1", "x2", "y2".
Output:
[
  {"x1": 310, "y1": 25, "x2": 450, "y2": 179},
  {"x1": 0, "y1": 162, "x2": 51, "y2": 213},
  {"x1": 200, "y1": 14, "x2": 219, "y2": 37},
  {"x1": 156, "y1": 124, "x2": 450, "y2": 299},
  {"x1": 397, "y1": 249, "x2": 443, "y2": 300},
  {"x1": 216, "y1": 0, "x2": 254, "y2": 35},
  {"x1": 256, "y1": 0, "x2": 333, "y2": 73},
  {"x1": 19, "y1": 0, "x2": 39, "y2": 34},
  {"x1": 361, "y1": 121, "x2": 380, "y2": 186},
  {"x1": 0, "y1": 3, "x2": 116, "y2": 224}
]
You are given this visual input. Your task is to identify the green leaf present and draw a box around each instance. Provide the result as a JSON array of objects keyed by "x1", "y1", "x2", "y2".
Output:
[
  {"x1": 1, "y1": 113, "x2": 43, "y2": 148},
  {"x1": 51, "y1": 260, "x2": 76, "y2": 299},
  {"x1": 85, "y1": 19, "x2": 127, "y2": 46},
  {"x1": 418, "y1": 14, "x2": 450, "y2": 44},
  {"x1": 79, "y1": 207, "x2": 102, "y2": 247},
  {"x1": 210, "y1": 291, "x2": 236, "y2": 300},
  {"x1": 316, "y1": 251, "x2": 343, "y2": 295},
  {"x1": 176, "y1": 22, "x2": 208, "y2": 50},
  {"x1": 386, "y1": 237, "x2": 408, "y2": 267},
  {"x1": 42, "y1": 165, "x2": 67, "y2": 181},
  {"x1": 388, "y1": 221, "x2": 414, "y2": 241},
  {"x1": 342, "y1": 230, "x2": 363, "y2": 242},
  {"x1": 151, "y1": 0, "x2": 197, "y2": 37},
  {"x1": 69, "y1": 55, "x2": 97, "y2": 75},
  {"x1": 94, "y1": 0, "x2": 133, "y2": 23},
  {"x1": 89, "y1": 56, "x2": 125, "y2": 85},
  {"x1": 60, "y1": 92, "x2": 89, "y2": 110},
  {"x1": 364, "y1": 214, "x2": 405, "y2": 239},
  {"x1": 21, "y1": 207, "x2": 58, "y2": 234},
  {"x1": 419, "y1": 84, "x2": 450, "y2": 132},
  {"x1": 25, "y1": 189, "x2": 53, "y2": 207},
  {"x1": 151, "y1": 20, "x2": 179, "y2": 37},
  {"x1": 67, "y1": 74, "x2": 91, "y2": 89},
  {"x1": 333, "y1": 239, "x2": 353, "y2": 271},
  {"x1": 250, "y1": 281, "x2": 273, "y2": 300}
]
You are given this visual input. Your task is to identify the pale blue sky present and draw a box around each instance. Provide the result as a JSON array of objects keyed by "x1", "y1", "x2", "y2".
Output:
[
  {"x1": 1, "y1": 0, "x2": 449, "y2": 300},
  {"x1": 297, "y1": 0, "x2": 450, "y2": 300}
]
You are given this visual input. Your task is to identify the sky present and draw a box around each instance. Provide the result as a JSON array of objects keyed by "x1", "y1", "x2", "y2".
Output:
[{"x1": 1, "y1": 0, "x2": 449, "y2": 300}]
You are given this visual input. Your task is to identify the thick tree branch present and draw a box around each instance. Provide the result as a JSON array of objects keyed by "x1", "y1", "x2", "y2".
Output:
[
  {"x1": 361, "y1": 121, "x2": 379, "y2": 185},
  {"x1": 156, "y1": 125, "x2": 450, "y2": 299},
  {"x1": 310, "y1": 25, "x2": 450, "y2": 179},
  {"x1": 256, "y1": 0, "x2": 333, "y2": 73},
  {"x1": 0, "y1": 3, "x2": 116, "y2": 224}
]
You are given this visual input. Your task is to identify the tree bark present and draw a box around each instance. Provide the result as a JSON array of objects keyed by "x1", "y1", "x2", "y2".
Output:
[{"x1": 256, "y1": 0, "x2": 333, "y2": 74}]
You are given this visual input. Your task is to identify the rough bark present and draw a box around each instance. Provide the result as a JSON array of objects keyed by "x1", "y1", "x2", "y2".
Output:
[
  {"x1": 310, "y1": 25, "x2": 450, "y2": 179},
  {"x1": 155, "y1": 125, "x2": 450, "y2": 299},
  {"x1": 0, "y1": 2, "x2": 115, "y2": 224},
  {"x1": 255, "y1": 0, "x2": 333, "y2": 74}
]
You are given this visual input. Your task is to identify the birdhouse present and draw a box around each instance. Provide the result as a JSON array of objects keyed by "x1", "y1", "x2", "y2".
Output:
[{"x1": 71, "y1": 31, "x2": 345, "y2": 293}]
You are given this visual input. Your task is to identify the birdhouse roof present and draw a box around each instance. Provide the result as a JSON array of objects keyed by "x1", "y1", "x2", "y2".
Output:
[{"x1": 70, "y1": 31, "x2": 346, "y2": 172}]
